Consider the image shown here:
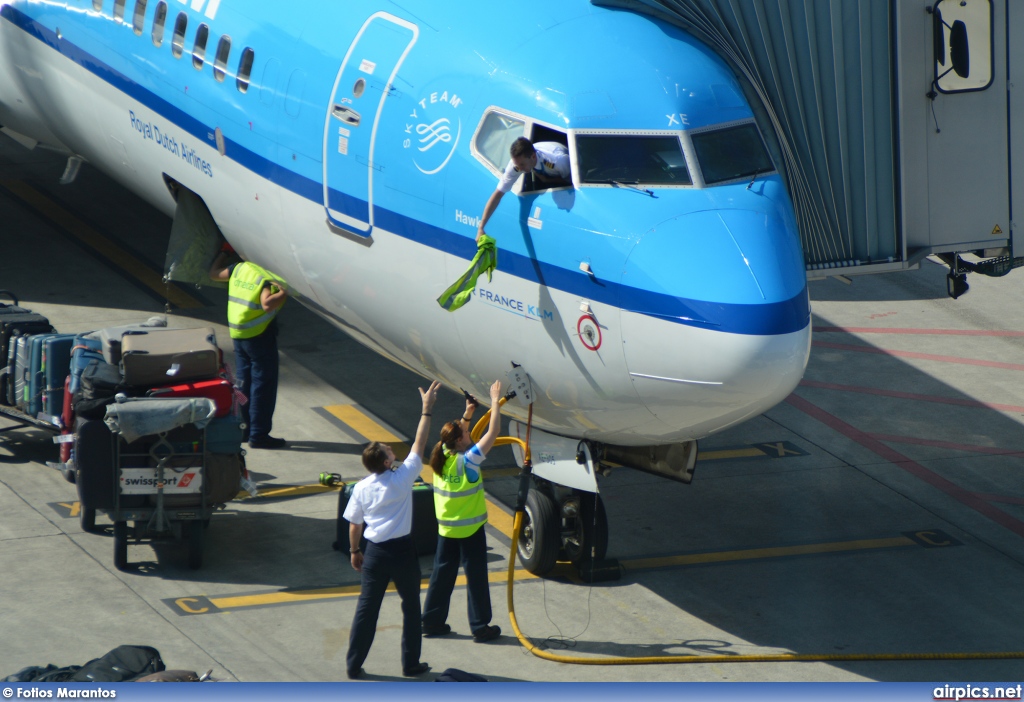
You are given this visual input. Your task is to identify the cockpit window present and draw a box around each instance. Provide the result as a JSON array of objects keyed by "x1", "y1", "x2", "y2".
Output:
[
  {"x1": 576, "y1": 135, "x2": 691, "y2": 186},
  {"x1": 690, "y1": 123, "x2": 773, "y2": 185},
  {"x1": 474, "y1": 111, "x2": 524, "y2": 172}
]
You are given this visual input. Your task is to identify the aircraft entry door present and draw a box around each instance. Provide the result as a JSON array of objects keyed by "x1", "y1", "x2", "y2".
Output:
[{"x1": 323, "y1": 13, "x2": 418, "y2": 237}]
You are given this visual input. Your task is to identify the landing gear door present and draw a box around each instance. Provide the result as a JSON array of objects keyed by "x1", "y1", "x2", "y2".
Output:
[{"x1": 323, "y1": 13, "x2": 418, "y2": 237}]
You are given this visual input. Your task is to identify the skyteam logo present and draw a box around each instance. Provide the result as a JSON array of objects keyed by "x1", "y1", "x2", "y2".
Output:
[
  {"x1": 405, "y1": 88, "x2": 462, "y2": 175},
  {"x1": 177, "y1": 0, "x2": 220, "y2": 20}
]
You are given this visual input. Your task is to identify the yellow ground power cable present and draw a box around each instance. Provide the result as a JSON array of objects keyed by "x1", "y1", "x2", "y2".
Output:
[{"x1": 474, "y1": 399, "x2": 1024, "y2": 665}]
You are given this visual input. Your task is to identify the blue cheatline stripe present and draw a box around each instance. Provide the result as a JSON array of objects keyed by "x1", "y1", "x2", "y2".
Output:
[{"x1": 1, "y1": 5, "x2": 810, "y2": 337}]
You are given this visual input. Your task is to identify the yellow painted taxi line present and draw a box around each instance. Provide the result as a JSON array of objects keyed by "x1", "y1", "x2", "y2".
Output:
[
  {"x1": 621, "y1": 535, "x2": 916, "y2": 571},
  {"x1": 0, "y1": 180, "x2": 203, "y2": 309},
  {"x1": 698, "y1": 447, "x2": 766, "y2": 460},
  {"x1": 171, "y1": 568, "x2": 540, "y2": 614}
]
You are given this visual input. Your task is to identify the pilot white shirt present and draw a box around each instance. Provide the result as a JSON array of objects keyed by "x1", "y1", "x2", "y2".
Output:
[
  {"x1": 343, "y1": 453, "x2": 423, "y2": 543},
  {"x1": 497, "y1": 141, "x2": 570, "y2": 193}
]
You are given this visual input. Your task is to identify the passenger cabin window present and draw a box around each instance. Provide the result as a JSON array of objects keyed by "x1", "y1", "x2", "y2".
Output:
[
  {"x1": 577, "y1": 135, "x2": 691, "y2": 186},
  {"x1": 192, "y1": 23, "x2": 209, "y2": 70},
  {"x1": 113, "y1": 0, "x2": 124, "y2": 20},
  {"x1": 92, "y1": 0, "x2": 103, "y2": 13},
  {"x1": 474, "y1": 111, "x2": 524, "y2": 172},
  {"x1": 213, "y1": 36, "x2": 231, "y2": 82},
  {"x1": 690, "y1": 123, "x2": 773, "y2": 185},
  {"x1": 171, "y1": 12, "x2": 187, "y2": 58},
  {"x1": 151, "y1": 1, "x2": 166, "y2": 47},
  {"x1": 131, "y1": 0, "x2": 146, "y2": 35},
  {"x1": 236, "y1": 48, "x2": 254, "y2": 93}
]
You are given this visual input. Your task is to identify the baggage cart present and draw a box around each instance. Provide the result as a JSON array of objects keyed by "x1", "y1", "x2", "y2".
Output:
[{"x1": 100, "y1": 396, "x2": 240, "y2": 571}]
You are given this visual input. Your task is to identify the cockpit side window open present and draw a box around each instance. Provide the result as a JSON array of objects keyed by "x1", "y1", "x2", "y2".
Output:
[
  {"x1": 474, "y1": 111, "x2": 525, "y2": 173},
  {"x1": 690, "y1": 123, "x2": 773, "y2": 185},
  {"x1": 521, "y1": 125, "x2": 571, "y2": 193},
  {"x1": 577, "y1": 134, "x2": 691, "y2": 186}
]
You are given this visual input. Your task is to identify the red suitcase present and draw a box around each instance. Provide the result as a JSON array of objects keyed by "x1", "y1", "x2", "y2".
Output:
[
  {"x1": 60, "y1": 375, "x2": 73, "y2": 463},
  {"x1": 146, "y1": 378, "x2": 233, "y2": 417}
]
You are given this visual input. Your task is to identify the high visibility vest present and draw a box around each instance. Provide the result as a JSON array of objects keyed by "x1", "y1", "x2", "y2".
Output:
[
  {"x1": 432, "y1": 451, "x2": 487, "y2": 538},
  {"x1": 227, "y1": 262, "x2": 283, "y2": 339}
]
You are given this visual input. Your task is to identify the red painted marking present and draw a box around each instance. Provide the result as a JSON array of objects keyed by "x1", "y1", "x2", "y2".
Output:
[
  {"x1": 815, "y1": 326, "x2": 1024, "y2": 337},
  {"x1": 813, "y1": 341, "x2": 1024, "y2": 372},
  {"x1": 867, "y1": 433, "x2": 1024, "y2": 456},
  {"x1": 799, "y1": 380, "x2": 1024, "y2": 414},
  {"x1": 787, "y1": 394, "x2": 1024, "y2": 539},
  {"x1": 973, "y1": 493, "x2": 1024, "y2": 506}
]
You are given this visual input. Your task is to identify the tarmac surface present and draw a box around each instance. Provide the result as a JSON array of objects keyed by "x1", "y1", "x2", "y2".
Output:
[{"x1": 3, "y1": 132, "x2": 1024, "y2": 683}]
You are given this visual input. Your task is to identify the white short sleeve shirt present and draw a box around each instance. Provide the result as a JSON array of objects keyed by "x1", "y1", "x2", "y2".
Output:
[
  {"x1": 343, "y1": 453, "x2": 423, "y2": 543},
  {"x1": 497, "y1": 142, "x2": 571, "y2": 193}
]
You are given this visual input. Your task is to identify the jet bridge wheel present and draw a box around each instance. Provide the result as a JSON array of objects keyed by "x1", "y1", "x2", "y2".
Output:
[{"x1": 517, "y1": 488, "x2": 560, "y2": 576}]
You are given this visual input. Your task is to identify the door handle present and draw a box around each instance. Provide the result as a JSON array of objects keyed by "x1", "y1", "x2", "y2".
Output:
[{"x1": 331, "y1": 104, "x2": 361, "y2": 127}]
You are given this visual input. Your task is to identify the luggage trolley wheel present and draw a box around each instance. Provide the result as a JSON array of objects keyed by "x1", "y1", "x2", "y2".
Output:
[
  {"x1": 113, "y1": 520, "x2": 129, "y2": 571},
  {"x1": 186, "y1": 520, "x2": 204, "y2": 570}
]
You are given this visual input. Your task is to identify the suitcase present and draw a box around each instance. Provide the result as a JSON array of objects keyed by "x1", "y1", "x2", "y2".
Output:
[
  {"x1": 332, "y1": 480, "x2": 437, "y2": 556},
  {"x1": 74, "y1": 358, "x2": 126, "y2": 420},
  {"x1": 69, "y1": 335, "x2": 104, "y2": 394},
  {"x1": 0, "y1": 317, "x2": 53, "y2": 399},
  {"x1": 120, "y1": 327, "x2": 221, "y2": 387},
  {"x1": 60, "y1": 376, "x2": 73, "y2": 463},
  {"x1": 85, "y1": 319, "x2": 172, "y2": 366},
  {"x1": 0, "y1": 290, "x2": 30, "y2": 316},
  {"x1": 74, "y1": 416, "x2": 117, "y2": 510},
  {"x1": 147, "y1": 378, "x2": 233, "y2": 418},
  {"x1": 10, "y1": 333, "x2": 33, "y2": 409},
  {"x1": 38, "y1": 333, "x2": 76, "y2": 419}
]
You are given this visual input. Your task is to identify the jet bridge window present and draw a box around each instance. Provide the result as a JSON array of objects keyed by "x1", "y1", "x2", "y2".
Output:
[
  {"x1": 131, "y1": 0, "x2": 146, "y2": 35},
  {"x1": 192, "y1": 23, "x2": 209, "y2": 70},
  {"x1": 690, "y1": 123, "x2": 773, "y2": 186},
  {"x1": 171, "y1": 12, "x2": 187, "y2": 59},
  {"x1": 474, "y1": 111, "x2": 525, "y2": 172},
  {"x1": 213, "y1": 36, "x2": 231, "y2": 82},
  {"x1": 151, "y1": 1, "x2": 166, "y2": 47},
  {"x1": 576, "y1": 134, "x2": 691, "y2": 186},
  {"x1": 236, "y1": 48, "x2": 254, "y2": 93}
]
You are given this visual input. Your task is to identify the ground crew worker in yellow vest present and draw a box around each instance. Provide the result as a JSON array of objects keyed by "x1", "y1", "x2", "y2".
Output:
[
  {"x1": 421, "y1": 379, "x2": 503, "y2": 643},
  {"x1": 210, "y1": 244, "x2": 288, "y2": 449}
]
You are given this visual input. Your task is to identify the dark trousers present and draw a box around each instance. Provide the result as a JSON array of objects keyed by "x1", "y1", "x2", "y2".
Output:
[
  {"x1": 422, "y1": 526, "x2": 492, "y2": 635},
  {"x1": 347, "y1": 535, "x2": 422, "y2": 675},
  {"x1": 233, "y1": 331, "x2": 278, "y2": 441}
]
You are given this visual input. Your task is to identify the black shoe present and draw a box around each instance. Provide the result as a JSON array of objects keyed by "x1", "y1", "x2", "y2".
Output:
[
  {"x1": 472, "y1": 624, "x2": 501, "y2": 642},
  {"x1": 422, "y1": 623, "x2": 451, "y2": 637},
  {"x1": 346, "y1": 667, "x2": 364, "y2": 680},
  {"x1": 249, "y1": 436, "x2": 286, "y2": 449},
  {"x1": 402, "y1": 662, "x2": 430, "y2": 677}
]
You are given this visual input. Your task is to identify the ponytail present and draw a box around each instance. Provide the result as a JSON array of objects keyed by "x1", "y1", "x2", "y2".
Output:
[{"x1": 430, "y1": 420, "x2": 464, "y2": 475}]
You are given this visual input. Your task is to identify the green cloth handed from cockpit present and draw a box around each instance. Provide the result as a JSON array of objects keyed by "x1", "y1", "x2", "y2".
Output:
[{"x1": 436, "y1": 235, "x2": 497, "y2": 312}]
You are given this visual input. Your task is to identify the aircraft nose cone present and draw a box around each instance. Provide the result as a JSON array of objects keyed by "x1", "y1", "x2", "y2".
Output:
[{"x1": 618, "y1": 209, "x2": 810, "y2": 437}]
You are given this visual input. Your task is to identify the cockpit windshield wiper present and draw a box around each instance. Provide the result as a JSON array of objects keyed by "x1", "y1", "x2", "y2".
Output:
[
  {"x1": 746, "y1": 166, "x2": 773, "y2": 190},
  {"x1": 595, "y1": 179, "x2": 655, "y2": 197}
]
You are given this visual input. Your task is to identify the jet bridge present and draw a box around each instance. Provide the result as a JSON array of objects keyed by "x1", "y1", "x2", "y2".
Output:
[{"x1": 597, "y1": 0, "x2": 1023, "y2": 297}]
